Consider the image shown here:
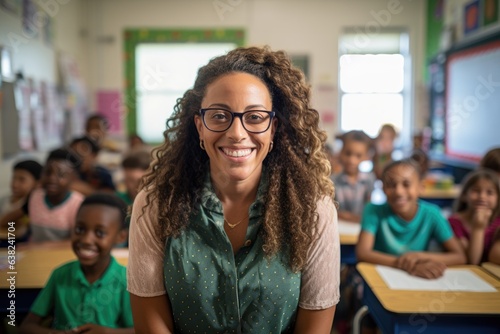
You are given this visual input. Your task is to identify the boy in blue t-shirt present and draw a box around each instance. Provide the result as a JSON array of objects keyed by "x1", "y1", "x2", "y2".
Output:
[
  {"x1": 356, "y1": 158, "x2": 465, "y2": 277},
  {"x1": 20, "y1": 193, "x2": 134, "y2": 333}
]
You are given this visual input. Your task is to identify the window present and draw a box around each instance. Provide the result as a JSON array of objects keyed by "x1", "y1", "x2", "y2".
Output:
[
  {"x1": 135, "y1": 43, "x2": 236, "y2": 143},
  {"x1": 124, "y1": 29, "x2": 245, "y2": 143},
  {"x1": 339, "y1": 30, "x2": 410, "y2": 143}
]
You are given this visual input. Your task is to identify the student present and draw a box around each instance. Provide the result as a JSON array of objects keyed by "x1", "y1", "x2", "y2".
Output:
[
  {"x1": 86, "y1": 114, "x2": 122, "y2": 153},
  {"x1": 373, "y1": 124, "x2": 397, "y2": 180},
  {"x1": 70, "y1": 136, "x2": 116, "y2": 196},
  {"x1": 116, "y1": 150, "x2": 152, "y2": 206},
  {"x1": 0, "y1": 160, "x2": 42, "y2": 241},
  {"x1": 20, "y1": 193, "x2": 134, "y2": 333},
  {"x1": 409, "y1": 148, "x2": 430, "y2": 179},
  {"x1": 128, "y1": 134, "x2": 146, "y2": 151},
  {"x1": 355, "y1": 159, "x2": 466, "y2": 333},
  {"x1": 0, "y1": 160, "x2": 42, "y2": 215},
  {"x1": 332, "y1": 130, "x2": 375, "y2": 222},
  {"x1": 480, "y1": 147, "x2": 500, "y2": 176},
  {"x1": 115, "y1": 151, "x2": 152, "y2": 248},
  {"x1": 1, "y1": 149, "x2": 84, "y2": 242},
  {"x1": 356, "y1": 158, "x2": 466, "y2": 276},
  {"x1": 448, "y1": 169, "x2": 500, "y2": 264}
]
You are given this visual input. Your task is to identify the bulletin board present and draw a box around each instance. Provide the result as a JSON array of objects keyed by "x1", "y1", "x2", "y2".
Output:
[{"x1": 445, "y1": 31, "x2": 500, "y2": 162}]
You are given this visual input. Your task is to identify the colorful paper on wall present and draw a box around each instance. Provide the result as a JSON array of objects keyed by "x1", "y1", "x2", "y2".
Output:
[{"x1": 97, "y1": 90, "x2": 122, "y2": 134}]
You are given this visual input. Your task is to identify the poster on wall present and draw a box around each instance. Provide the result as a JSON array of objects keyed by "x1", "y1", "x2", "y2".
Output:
[
  {"x1": 40, "y1": 81, "x2": 64, "y2": 148},
  {"x1": 22, "y1": 0, "x2": 38, "y2": 38},
  {"x1": 464, "y1": 0, "x2": 480, "y2": 35},
  {"x1": 15, "y1": 78, "x2": 35, "y2": 151},
  {"x1": 483, "y1": 0, "x2": 499, "y2": 27},
  {"x1": 58, "y1": 53, "x2": 89, "y2": 142},
  {"x1": 97, "y1": 90, "x2": 123, "y2": 135}
]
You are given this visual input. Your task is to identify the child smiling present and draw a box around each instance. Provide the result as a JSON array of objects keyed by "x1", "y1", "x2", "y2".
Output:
[{"x1": 20, "y1": 193, "x2": 134, "y2": 333}]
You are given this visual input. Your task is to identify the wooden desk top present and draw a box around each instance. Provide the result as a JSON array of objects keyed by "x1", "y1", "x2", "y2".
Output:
[
  {"x1": 420, "y1": 185, "x2": 461, "y2": 199},
  {"x1": 338, "y1": 220, "x2": 360, "y2": 245},
  {"x1": 482, "y1": 262, "x2": 500, "y2": 279},
  {"x1": 0, "y1": 241, "x2": 128, "y2": 289},
  {"x1": 357, "y1": 262, "x2": 500, "y2": 315}
]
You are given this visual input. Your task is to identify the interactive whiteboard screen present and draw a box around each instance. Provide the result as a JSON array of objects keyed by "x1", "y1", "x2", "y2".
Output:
[{"x1": 445, "y1": 39, "x2": 500, "y2": 161}]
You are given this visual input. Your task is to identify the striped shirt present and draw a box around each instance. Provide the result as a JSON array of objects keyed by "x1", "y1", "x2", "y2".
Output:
[{"x1": 332, "y1": 171, "x2": 375, "y2": 217}]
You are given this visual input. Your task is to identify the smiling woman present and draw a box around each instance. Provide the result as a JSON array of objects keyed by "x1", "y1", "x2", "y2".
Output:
[{"x1": 127, "y1": 46, "x2": 340, "y2": 334}]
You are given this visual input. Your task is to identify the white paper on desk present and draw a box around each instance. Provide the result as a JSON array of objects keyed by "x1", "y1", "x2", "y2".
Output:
[
  {"x1": 338, "y1": 219, "x2": 361, "y2": 236},
  {"x1": 111, "y1": 248, "x2": 129, "y2": 258},
  {"x1": 376, "y1": 265, "x2": 497, "y2": 292}
]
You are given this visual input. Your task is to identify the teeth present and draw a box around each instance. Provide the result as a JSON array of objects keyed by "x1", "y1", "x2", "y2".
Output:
[
  {"x1": 222, "y1": 148, "x2": 252, "y2": 157},
  {"x1": 79, "y1": 249, "x2": 98, "y2": 257}
]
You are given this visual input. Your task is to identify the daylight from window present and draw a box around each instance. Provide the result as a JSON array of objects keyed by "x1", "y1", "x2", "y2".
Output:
[
  {"x1": 135, "y1": 43, "x2": 236, "y2": 142},
  {"x1": 339, "y1": 54, "x2": 405, "y2": 137}
]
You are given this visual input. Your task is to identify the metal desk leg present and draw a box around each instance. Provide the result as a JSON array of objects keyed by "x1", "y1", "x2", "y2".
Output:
[{"x1": 352, "y1": 305, "x2": 369, "y2": 334}]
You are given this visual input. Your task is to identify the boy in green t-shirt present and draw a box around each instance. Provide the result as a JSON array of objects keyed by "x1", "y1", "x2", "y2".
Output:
[{"x1": 20, "y1": 193, "x2": 134, "y2": 333}]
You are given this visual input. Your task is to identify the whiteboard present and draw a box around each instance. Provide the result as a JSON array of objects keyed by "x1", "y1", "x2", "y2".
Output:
[{"x1": 445, "y1": 39, "x2": 500, "y2": 161}]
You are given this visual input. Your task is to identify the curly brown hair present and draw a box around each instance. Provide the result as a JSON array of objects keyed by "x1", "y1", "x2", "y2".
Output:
[{"x1": 140, "y1": 46, "x2": 334, "y2": 272}]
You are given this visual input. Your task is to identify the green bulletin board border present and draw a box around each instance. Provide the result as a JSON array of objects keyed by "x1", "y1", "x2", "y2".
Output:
[{"x1": 123, "y1": 28, "x2": 245, "y2": 135}]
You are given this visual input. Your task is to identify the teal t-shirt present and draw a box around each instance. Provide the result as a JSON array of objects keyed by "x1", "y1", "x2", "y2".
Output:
[
  {"x1": 361, "y1": 200, "x2": 453, "y2": 256},
  {"x1": 163, "y1": 171, "x2": 301, "y2": 333},
  {"x1": 30, "y1": 257, "x2": 134, "y2": 331}
]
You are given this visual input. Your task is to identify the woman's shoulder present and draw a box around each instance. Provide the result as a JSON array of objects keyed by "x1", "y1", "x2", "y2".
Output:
[
  {"x1": 132, "y1": 187, "x2": 159, "y2": 215},
  {"x1": 315, "y1": 196, "x2": 336, "y2": 215}
]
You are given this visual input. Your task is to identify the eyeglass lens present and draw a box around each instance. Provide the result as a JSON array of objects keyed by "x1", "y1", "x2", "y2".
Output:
[{"x1": 203, "y1": 109, "x2": 272, "y2": 133}]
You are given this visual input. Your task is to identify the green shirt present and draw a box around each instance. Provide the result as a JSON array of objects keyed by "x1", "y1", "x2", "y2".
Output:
[
  {"x1": 116, "y1": 191, "x2": 133, "y2": 206},
  {"x1": 163, "y1": 172, "x2": 301, "y2": 333},
  {"x1": 361, "y1": 200, "x2": 453, "y2": 256},
  {"x1": 30, "y1": 257, "x2": 134, "y2": 331}
]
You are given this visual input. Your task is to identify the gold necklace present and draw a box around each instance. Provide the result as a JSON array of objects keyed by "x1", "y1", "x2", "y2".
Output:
[{"x1": 224, "y1": 214, "x2": 249, "y2": 229}]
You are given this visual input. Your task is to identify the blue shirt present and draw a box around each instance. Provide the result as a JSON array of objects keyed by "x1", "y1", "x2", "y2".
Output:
[{"x1": 361, "y1": 200, "x2": 453, "y2": 256}]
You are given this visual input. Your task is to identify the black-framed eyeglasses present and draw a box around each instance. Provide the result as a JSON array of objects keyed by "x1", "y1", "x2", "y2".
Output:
[{"x1": 199, "y1": 108, "x2": 275, "y2": 133}]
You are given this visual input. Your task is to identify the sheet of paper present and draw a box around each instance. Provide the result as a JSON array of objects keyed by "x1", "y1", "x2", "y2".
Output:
[
  {"x1": 338, "y1": 219, "x2": 361, "y2": 236},
  {"x1": 376, "y1": 265, "x2": 497, "y2": 292},
  {"x1": 111, "y1": 248, "x2": 129, "y2": 258}
]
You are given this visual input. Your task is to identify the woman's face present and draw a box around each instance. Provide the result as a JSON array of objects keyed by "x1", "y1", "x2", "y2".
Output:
[{"x1": 195, "y1": 72, "x2": 277, "y2": 185}]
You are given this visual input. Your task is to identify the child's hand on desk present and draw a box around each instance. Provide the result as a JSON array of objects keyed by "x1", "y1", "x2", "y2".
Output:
[
  {"x1": 396, "y1": 252, "x2": 422, "y2": 272},
  {"x1": 407, "y1": 259, "x2": 446, "y2": 279}
]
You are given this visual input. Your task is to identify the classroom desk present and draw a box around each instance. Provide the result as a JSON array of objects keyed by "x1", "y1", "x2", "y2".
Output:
[
  {"x1": 356, "y1": 262, "x2": 500, "y2": 334},
  {"x1": 419, "y1": 185, "x2": 461, "y2": 208},
  {"x1": 338, "y1": 219, "x2": 360, "y2": 265},
  {"x1": 482, "y1": 262, "x2": 500, "y2": 280},
  {"x1": 0, "y1": 241, "x2": 128, "y2": 313}
]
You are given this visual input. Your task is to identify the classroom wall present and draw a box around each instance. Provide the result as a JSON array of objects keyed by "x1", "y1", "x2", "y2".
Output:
[
  {"x1": 0, "y1": 0, "x2": 88, "y2": 196},
  {"x1": 0, "y1": 0, "x2": 428, "y2": 195},
  {"x1": 83, "y1": 0, "x2": 427, "y2": 144}
]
